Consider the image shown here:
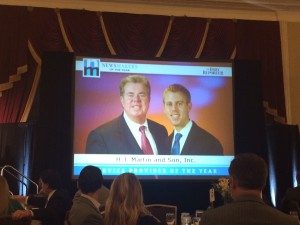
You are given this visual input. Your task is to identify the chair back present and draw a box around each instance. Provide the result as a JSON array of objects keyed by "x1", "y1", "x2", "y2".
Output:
[
  {"x1": 64, "y1": 210, "x2": 71, "y2": 225},
  {"x1": 0, "y1": 215, "x2": 32, "y2": 225},
  {"x1": 145, "y1": 204, "x2": 177, "y2": 225},
  {"x1": 288, "y1": 200, "x2": 300, "y2": 220}
]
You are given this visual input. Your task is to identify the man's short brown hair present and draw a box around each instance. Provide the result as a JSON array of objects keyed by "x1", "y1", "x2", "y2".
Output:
[{"x1": 229, "y1": 153, "x2": 268, "y2": 190}]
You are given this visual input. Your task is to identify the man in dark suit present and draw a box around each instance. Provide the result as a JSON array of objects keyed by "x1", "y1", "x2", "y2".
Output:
[
  {"x1": 12, "y1": 169, "x2": 72, "y2": 225},
  {"x1": 69, "y1": 165, "x2": 105, "y2": 225},
  {"x1": 86, "y1": 75, "x2": 168, "y2": 155},
  {"x1": 163, "y1": 84, "x2": 223, "y2": 155},
  {"x1": 201, "y1": 153, "x2": 298, "y2": 225},
  {"x1": 280, "y1": 171, "x2": 300, "y2": 213}
]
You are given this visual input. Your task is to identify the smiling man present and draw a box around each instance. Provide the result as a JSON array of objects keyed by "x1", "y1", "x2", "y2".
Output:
[
  {"x1": 163, "y1": 84, "x2": 223, "y2": 155},
  {"x1": 86, "y1": 75, "x2": 168, "y2": 155}
]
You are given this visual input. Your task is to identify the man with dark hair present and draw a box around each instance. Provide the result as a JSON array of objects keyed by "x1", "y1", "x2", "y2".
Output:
[
  {"x1": 163, "y1": 83, "x2": 223, "y2": 155},
  {"x1": 86, "y1": 74, "x2": 168, "y2": 155},
  {"x1": 201, "y1": 153, "x2": 298, "y2": 225},
  {"x1": 68, "y1": 165, "x2": 105, "y2": 225},
  {"x1": 12, "y1": 169, "x2": 72, "y2": 225}
]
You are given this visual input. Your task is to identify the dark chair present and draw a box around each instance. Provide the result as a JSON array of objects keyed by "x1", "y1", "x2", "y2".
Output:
[
  {"x1": 64, "y1": 210, "x2": 71, "y2": 225},
  {"x1": 0, "y1": 215, "x2": 32, "y2": 225},
  {"x1": 145, "y1": 204, "x2": 177, "y2": 225},
  {"x1": 288, "y1": 200, "x2": 300, "y2": 220}
]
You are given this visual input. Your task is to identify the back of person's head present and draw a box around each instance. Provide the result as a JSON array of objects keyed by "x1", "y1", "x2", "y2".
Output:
[
  {"x1": 0, "y1": 176, "x2": 10, "y2": 215},
  {"x1": 105, "y1": 173, "x2": 147, "y2": 225},
  {"x1": 163, "y1": 83, "x2": 191, "y2": 103},
  {"x1": 229, "y1": 153, "x2": 268, "y2": 190},
  {"x1": 110, "y1": 172, "x2": 144, "y2": 205},
  {"x1": 119, "y1": 75, "x2": 151, "y2": 97},
  {"x1": 39, "y1": 169, "x2": 62, "y2": 190},
  {"x1": 78, "y1": 165, "x2": 103, "y2": 194}
]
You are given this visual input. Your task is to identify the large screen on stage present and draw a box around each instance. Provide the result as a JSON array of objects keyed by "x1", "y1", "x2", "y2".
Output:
[{"x1": 72, "y1": 56, "x2": 234, "y2": 180}]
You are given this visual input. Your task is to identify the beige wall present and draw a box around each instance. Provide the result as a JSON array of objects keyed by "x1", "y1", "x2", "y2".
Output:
[{"x1": 281, "y1": 22, "x2": 300, "y2": 128}]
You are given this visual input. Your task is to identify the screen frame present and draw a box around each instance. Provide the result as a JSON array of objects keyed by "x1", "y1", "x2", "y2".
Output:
[{"x1": 71, "y1": 54, "x2": 235, "y2": 181}]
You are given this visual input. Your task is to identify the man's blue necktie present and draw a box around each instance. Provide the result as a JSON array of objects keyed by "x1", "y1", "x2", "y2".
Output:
[{"x1": 171, "y1": 133, "x2": 182, "y2": 155}]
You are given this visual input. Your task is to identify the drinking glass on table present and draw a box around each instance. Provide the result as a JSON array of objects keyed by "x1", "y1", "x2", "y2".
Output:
[
  {"x1": 181, "y1": 212, "x2": 190, "y2": 225},
  {"x1": 166, "y1": 212, "x2": 175, "y2": 225},
  {"x1": 195, "y1": 210, "x2": 204, "y2": 218},
  {"x1": 181, "y1": 214, "x2": 191, "y2": 225},
  {"x1": 193, "y1": 217, "x2": 201, "y2": 225}
]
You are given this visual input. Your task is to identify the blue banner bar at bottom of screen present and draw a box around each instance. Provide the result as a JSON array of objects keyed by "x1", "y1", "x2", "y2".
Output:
[{"x1": 73, "y1": 164, "x2": 229, "y2": 176}]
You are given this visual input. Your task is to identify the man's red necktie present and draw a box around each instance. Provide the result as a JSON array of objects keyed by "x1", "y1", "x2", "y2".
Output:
[{"x1": 139, "y1": 126, "x2": 154, "y2": 155}]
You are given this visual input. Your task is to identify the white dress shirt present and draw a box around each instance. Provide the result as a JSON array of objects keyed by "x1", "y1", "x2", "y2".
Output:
[{"x1": 123, "y1": 112, "x2": 158, "y2": 154}]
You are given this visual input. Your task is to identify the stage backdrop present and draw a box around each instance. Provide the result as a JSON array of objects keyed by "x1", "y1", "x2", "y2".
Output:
[{"x1": 29, "y1": 52, "x2": 268, "y2": 213}]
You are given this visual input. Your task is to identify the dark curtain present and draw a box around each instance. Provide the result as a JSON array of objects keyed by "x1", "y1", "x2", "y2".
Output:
[
  {"x1": 0, "y1": 5, "x2": 286, "y2": 124},
  {"x1": 0, "y1": 6, "x2": 30, "y2": 122},
  {"x1": 0, "y1": 122, "x2": 35, "y2": 195},
  {"x1": 233, "y1": 60, "x2": 266, "y2": 156},
  {"x1": 30, "y1": 51, "x2": 75, "y2": 192},
  {"x1": 162, "y1": 17, "x2": 207, "y2": 58},
  {"x1": 59, "y1": 9, "x2": 108, "y2": 54},
  {"x1": 101, "y1": 12, "x2": 171, "y2": 56},
  {"x1": 266, "y1": 124, "x2": 300, "y2": 207},
  {"x1": 235, "y1": 20, "x2": 285, "y2": 118}
]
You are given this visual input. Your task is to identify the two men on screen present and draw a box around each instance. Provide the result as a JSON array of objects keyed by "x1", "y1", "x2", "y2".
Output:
[
  {"x1": 86, "y1": 75, "x2": 168, "y2": 155},
  {"x1": 163, "y1": 84, "x2": 223, "y2": 155},
  {"x1": 85, "y1": 75, "x2": 223, "y2": 155}
]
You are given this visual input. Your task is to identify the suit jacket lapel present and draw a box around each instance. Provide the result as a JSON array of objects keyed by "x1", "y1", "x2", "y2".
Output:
[
  {"x1": 167, "y1": 132, "x2": 174, "y2": 155},
  {"x1": 180, "y1": 122, "x2": 195, "y2": 155},
  {"x1": 118, "y1": 115, "x2": 142, "y2": 154}
]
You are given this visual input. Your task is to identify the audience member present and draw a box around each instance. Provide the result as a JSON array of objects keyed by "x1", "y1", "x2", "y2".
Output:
[
  {"x1": 11, "y1": 169, "x2": 72, "y2": 225},
  {"x1": 163, "y1": 84, "x2": 223, "y2": 155},
  {"x1": 0, "y1": 175, "x2": 24, "y2": 216},
  {"x1": 105, "y1": 172, "x2": 161, "y2": 225},
  {"x1": 86, "y1": 74, "x2": 168, "y2": 155},
  {"x1": 68, "y1": 165, "x2": 104, "y2": 225},
  {"x1": 201, "y1": 153, "x2": 298, "y2": 225},
  {"x1": 280, "y1": 170, "x2": 300, "y2": 213},
  {"x1": 72, "y1": 185, "x2": 109, "y2": 211}
]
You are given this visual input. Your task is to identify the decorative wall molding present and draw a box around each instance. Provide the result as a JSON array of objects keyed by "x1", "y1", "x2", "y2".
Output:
[{"x1": 1, "y1": 0, "x2": 300, "y2": 22}]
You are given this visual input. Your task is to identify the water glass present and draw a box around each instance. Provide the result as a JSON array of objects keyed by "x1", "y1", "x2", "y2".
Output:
[
  {"x1": 181, "y1": 212, "x2": 190, "y2": 224},
  {"x1": 181, "y1": 214, "x2": 191, "y2": 225},
  {"x1": 193, "y1": 217, "x2": 201, "y2": 225},
  {"x1": 195, "y1": 210, "x2": 204, "y2": 218},
  {"x1": 166, "y1": 212, "x2": 175, "y2": 225}
]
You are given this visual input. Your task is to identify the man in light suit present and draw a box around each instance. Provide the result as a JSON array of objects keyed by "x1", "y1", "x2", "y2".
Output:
[
  {"x1": 86, "y1": 75, "x2": 168, "y2": 155},
  {"x1": 201, "y1": 153, "x2": 298, "y2": 225},
  {"x1": 163, "y1": 84, "x2": 223, "y2": 155},
  {"x1": 68, "y1": 165, "x2": 105, "y2": 225}
]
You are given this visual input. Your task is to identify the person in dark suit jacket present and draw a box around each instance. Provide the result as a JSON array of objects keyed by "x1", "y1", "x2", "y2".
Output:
[
  {"x1": 12, "y1": 169, "x2": 72, "y2": 225},
  {"x1": 86, "y1": 75, "x2": 168, "y2": 155},
  {"x1": 69, "y1": 165, "x2": 104, "y2": 225},
  {"x1": 163, "y1": 84, "x2": 223, "y2": 155},
  {"x1": 201, "y1": 153, "x2": 298, "y2": 225},
  {"x1": 279, "y1": 171, "x2": 300, "y2": 213}
]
